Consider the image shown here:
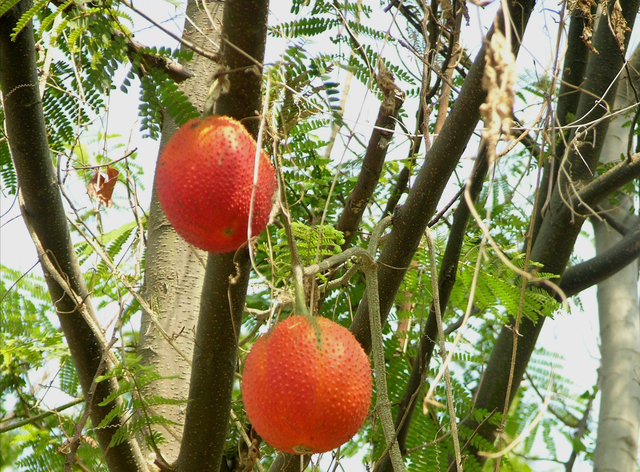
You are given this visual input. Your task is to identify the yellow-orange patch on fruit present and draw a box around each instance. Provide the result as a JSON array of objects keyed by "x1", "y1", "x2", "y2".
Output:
[
  {"x1": 241, "y1": 316, "x2": 372, "y2": 454},
  {"x1": 155, "y1": 115, "x2": 276, "y2": 253}
]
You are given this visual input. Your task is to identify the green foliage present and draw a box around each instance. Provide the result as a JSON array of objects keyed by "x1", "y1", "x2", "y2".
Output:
[
  {"x1": 0, "y1": 266, "x2": 106, "y2": 471},
  {"x1": 0, "y1": 0, "x2": 22, "y2": 18},
  {"x1": 1, "y1": 266, "x2": 66, "y2": 393},
  {"x1": 9, "y1": 0, "x2": 47, "y2": 38},
  {"x1": 138, "y1": 67, "x2": 199, "y2": 139},
  {"x1": 95, "y1": 357, "x2": 185, "y2": 448}
]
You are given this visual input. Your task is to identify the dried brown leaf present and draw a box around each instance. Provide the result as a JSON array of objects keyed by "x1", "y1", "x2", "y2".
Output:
[
  {"x1": 568, "y1": 0, "x2": 598, "y2": 54},
  {"x1": 610, "y1": 0, "x2": 631, "y2": 52},
  {"x1": 87, "y1": 166, "x2": 119, "y2": 208},
  {"x1": 480, "y1": 32, "x2": 516, "y2": 163}
]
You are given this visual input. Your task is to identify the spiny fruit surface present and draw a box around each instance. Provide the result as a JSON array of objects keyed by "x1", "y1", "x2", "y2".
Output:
[
  {"x1": 155, "y1": 115, "x2": 276, "y2": 253},
  {"x1": 241, "y1": 315, "x2": 372, "y2": 454}
]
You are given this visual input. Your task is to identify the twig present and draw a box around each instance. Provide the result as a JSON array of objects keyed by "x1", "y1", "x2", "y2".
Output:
[
  {"x1": 65, "y1": 215, "x2": 192, "y2": 365},
  {"x1": 425, "y1": 228, "x2": 462, "y2": 472},
  {"x1": 427, "y1": 184, "x2": 466, "y2": 228},
  {"x1": 403, "y1": 430, "x2": 451, "y2": 454},
  {"x1": 18, "y1": 191, "x2": 118, "y2": 368},
  {"x1": 478, "y1": 376, "x2": 553, "y2": 459},
  {"x1": 590, "y1": 204, "x2": 630, "y2": 235},
  {"x1": 230, "y1": 410, "x2": 266, "y2": 472},
  {"x1": 0, "y1": 397, "x2": 84, "y2": 433},
  {"x1": 72, "y1": 148, "x2": 137, "y2": 170},
  {"x1": 119, "y1": 0, "x2": 220, "y2": 62},
  {"x1": 525, "y1": 371, "x2": 579, "y2": 428},
  {"x1": 275, "y1": 155, "x2": 309, "y2": 317}
]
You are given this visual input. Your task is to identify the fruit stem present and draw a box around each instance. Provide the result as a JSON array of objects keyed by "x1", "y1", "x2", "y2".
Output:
[
  {"x1": 275, "y1": 169, "x2": 310, "y2": 317},
  {"x1": 292, "y1": 262, "x2": 310, "y2": 316}
]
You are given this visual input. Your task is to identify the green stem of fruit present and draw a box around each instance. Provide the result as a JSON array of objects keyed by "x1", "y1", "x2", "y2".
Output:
[
  {"x1": 292, "y1": 262, "x2": 310, "y2": 317},
  {"x1": 362, "y1": 216, "x2": 406, "y2": 472},
  {"x1": 277, "y1": 175, "x2": 310, "y2": 317}
]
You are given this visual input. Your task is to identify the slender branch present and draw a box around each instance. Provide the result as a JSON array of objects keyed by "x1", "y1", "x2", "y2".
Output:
[
  {"x1": 383, "y1": 106, "x2": 423, "y2": 218},
  {"x1": 0, "y1": 398, "x2": 84, "y2": 434},
  {"x1": 564, "y1": 389, "x2": 596, "y2": 472},
  {"x1": 357, "y1": 217, "x2": 405, "y2": 472},
  {"x1": 384, "y1": 0, "x2": 423, "y2": 33},
  {"x1": 65, "y1": 339, "x2": 117, "y2": 472},
  {"x1": 277, "y1": 155, "x2": 310, "y2": 316},
  {"x1": 50, "y1": 0, "x2": 193, "y2": 82},
  {"x1": 573, "y1": 152, "x2": 640, "y2": 210},
  {"x1": 425, "y1": 228, "x2": 462, "y2": 472},
  {"x1": 336, "y1": 75, "x2": 405, "y2": 248},
  {"x1": 65, "y1": 215, "x2": 192, "y2": 365},
  {"x1": 120, "y1": 0, "x2": 220, "y2": 63},
  {"x1": 269, "y1": 453, "x2": 311, "y2": 472},
  {"x1": 525, "y1": 371, "x2": 579, "y2": 428},
  {"x1": 590, "y1": 204, "x2": 631, "y2": 235}
]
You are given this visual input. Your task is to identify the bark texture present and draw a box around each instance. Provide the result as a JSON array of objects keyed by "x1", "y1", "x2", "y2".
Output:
[
  {"x1": 593, "y1": 205, "x2": 640, "y2": 472},
  {"x1": 139, "y1": 0, "x2": 224, "y2": 462}
]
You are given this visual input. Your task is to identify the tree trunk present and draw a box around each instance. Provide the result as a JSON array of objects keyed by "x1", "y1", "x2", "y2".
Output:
[
  {"x1": 0, "y1": 2, "x2": 148, "y2": 471},
  {"x1": 138, "y1": 0, "x2": 224, "y2": 463},
  {"x1": 592, "y1": 45, "x2": 640, "y2": 472}
]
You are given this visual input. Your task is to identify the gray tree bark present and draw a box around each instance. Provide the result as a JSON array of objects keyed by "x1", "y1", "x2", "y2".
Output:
[
  {"x1": 138, "y1": 0, "x2": 224, "y2": 463},
  {"x1": 592, "y1": 45, "x2": 640, "y2": 472}
]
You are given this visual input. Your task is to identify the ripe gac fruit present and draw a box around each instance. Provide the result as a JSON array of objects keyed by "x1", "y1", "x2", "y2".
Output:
[
  {"x1": 241, "y1": 315, "x2": 372, "y2": 454},
  {"x1": 155, "y1": 115, "x2": 277, "y2": 253}
]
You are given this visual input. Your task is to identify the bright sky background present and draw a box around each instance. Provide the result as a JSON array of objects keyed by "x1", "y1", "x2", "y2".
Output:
[{"x1": 2, "y1": 0, "x2": 637, "y2": 470}]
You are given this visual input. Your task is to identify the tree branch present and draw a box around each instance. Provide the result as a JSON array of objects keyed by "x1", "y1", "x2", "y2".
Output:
[
  {"x1": 349, "y1": 0, "x2": 536, "y2": 353},
  {"x1": 457, "y1": 0, "x2": 640, "y2": 461},
  {"x1": 0, "y1": 3, "x2": 148, "y2": 471},
  {"x1": 590, "y1": 204, "x2": 631, "y2": 235},
  {"x1": 560, "y1": 222, "x2": 640, "y2": 297},
  {"x1": 336, "y1": 81, "x2": 405, "y2": 248},
  {"x1": 574, "y1": 152, "x2": 640, "y2": 210},
  {"x1": 383, "y1": 106, "x2": 423, "y2": 218},
  {"x1": 0, "y1": 398, "x2": 84, "y2": 434},
  {"x1": 374, "y1": 146, "x2": 489, "y2": 472},
  {"x1": 50, "y1": 0, "x2": 194, "y2": 82}
]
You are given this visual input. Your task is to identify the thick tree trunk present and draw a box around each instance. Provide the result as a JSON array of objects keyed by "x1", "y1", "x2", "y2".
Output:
[
  {"x1": 592, "y1": 45, "x2": 640, "y2": 472},
  {"x1": 593, "y1": 203, "x2": 640, "y2": 472},
  {"x1": 138, "y1": 0, "x2": 223, "y2": 462},
  {"x1": 0, "y1": 2, "x2": 148, "y2": 471}
]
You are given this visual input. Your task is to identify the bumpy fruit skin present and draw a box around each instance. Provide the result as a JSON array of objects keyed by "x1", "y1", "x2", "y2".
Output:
[
  {"x1": 241, "y1": 315, "x2": 372, "y2": 454},
  {"x1": 155, "y1": 116, "x2": 276, "y2": 253}
]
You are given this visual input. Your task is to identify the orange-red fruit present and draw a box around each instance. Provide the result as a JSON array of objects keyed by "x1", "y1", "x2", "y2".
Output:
[
  {"x1": 242, "y1": 315, "x2": 372, "y2": 454},
  {"x1": 155, "y1": 115, "x2": 277, "y2": 253}
]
